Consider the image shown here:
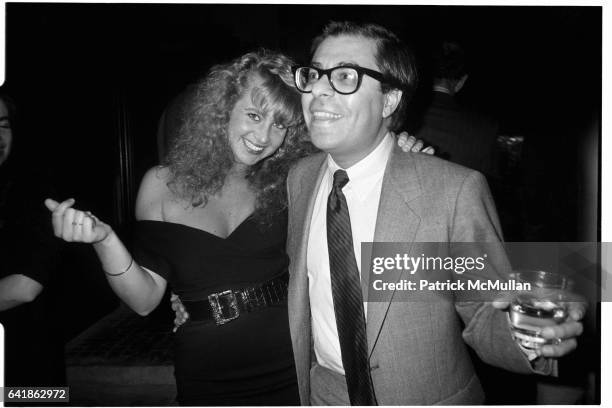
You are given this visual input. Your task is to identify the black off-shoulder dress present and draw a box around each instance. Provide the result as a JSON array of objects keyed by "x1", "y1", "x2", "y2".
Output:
[{"x1": 132, "y1": 211, "x2": 298, "y2": 406}]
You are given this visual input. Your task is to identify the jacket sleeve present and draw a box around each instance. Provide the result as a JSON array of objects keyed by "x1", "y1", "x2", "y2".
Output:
[{"x1": 450, "y1": 170, "x2": 555, "y2": 375}]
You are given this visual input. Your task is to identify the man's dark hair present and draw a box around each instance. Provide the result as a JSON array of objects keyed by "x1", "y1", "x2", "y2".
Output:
[
  {"x1": 432, "y1": 41, "x2": 467, "y2": 80},
  {"x1": 311, "y1": 21, "x2": 418, "y2": 132}
]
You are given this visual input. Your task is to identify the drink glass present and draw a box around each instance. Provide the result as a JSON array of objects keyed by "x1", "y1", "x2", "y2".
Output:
[{"x1": 507, "y1": 270, "x2": 571, "y2": 349}]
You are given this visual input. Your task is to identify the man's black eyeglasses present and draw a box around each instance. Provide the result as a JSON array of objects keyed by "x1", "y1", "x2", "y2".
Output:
[{"x1": 293, "y1": 65, "x2": 398, "y2": 95}]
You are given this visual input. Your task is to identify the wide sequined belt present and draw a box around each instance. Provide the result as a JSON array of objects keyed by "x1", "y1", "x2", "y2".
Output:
[{"x1": 182, "y1": 273, "x2": 289, "y2": 326}]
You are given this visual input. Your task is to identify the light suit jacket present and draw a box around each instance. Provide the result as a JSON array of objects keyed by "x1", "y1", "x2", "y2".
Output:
[{"x1": 286, "y1": 145, "x2": 550, "y2": 405}]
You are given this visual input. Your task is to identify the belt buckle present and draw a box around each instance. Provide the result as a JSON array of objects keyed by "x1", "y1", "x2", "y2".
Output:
[{"x1": 208, "y1": 290, "x2": 239, "y2": 325}]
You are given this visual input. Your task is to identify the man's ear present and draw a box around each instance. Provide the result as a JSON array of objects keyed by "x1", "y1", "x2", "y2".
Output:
[{"x1": 383, "y1": 89, "x2": 403, "y2": 118}]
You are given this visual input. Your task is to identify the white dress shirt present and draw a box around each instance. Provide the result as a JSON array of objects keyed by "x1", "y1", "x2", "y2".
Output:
[{"x1": 307, "y1": 133, "x2": 394, "y2": 375}]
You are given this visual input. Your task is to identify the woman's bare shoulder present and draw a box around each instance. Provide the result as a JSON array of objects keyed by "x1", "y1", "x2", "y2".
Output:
[{"x1": 135, "y1": 166, "x2": 172, "y2": 221}]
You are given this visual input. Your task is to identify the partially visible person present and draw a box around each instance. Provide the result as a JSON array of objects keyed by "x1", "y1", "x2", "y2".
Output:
[
  {"x1": 415, "y1": 40, "x2": 537, "y2": 402},
  {"x1": 0, "y1": 89, "x2": 65, "y2": 387},
  {"x1": 416, "y1": 40, "x2": 499, "y2": 179}
]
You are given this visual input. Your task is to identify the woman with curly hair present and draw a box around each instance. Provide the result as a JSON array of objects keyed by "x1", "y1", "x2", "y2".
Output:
[{"x1": 45, "y1": 50, "x2": 311, "y2": 405}]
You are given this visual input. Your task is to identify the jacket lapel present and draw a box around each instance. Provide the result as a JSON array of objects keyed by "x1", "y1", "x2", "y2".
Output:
[
  {"x1": 287, "y1": 154, "x2": 328, "y2": 404},
  {"x1": 292, "y1": 155, "x2": 328, "y2": 283},
  {"x1": 287, "y1": 153, "x2": 327, "y2": 344},
  {"x1": 290, "y1": 147, "x2": 423, "y2": 359},
  {"x1": 366, "y1": 146, "x2": 422, "y2": 355}
]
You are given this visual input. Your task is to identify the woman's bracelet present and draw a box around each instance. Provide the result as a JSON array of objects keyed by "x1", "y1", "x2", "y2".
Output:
[{"x1": 105, "y1": 258, "x2": 134, "y2": 277}]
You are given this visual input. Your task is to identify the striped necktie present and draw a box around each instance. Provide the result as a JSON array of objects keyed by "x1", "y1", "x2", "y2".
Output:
[{"x1": 327, "y1": 169, "x2": 376, "y2": 405}]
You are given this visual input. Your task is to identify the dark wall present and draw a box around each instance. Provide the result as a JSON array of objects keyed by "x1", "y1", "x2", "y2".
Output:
[{"x1": 3, "y1": 2, "x2": 601, "y2": 339}]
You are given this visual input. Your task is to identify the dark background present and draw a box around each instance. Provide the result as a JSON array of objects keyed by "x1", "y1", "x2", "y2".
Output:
[{"x1": 2, "y1": 3, "x2": 601, "y2": 403}]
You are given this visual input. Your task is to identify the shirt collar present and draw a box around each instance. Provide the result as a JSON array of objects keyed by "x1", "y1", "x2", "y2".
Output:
[{"x1": 326, "y1": 132, "x2": 394, "y2": 198}]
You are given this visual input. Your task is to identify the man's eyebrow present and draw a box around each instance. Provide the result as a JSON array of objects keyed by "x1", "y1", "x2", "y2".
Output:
[
  {"x1": 0, "y1": 116, "x2": 9, "y2": 123},
  {"x1": 337, "y1": 60, "x2": 359, "y2": 66},
  {"x1": 310, "y1": 61, "x2": 361, "y2": 69}
]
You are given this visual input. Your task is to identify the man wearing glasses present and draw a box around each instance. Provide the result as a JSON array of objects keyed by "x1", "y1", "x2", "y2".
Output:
[{"x1": 286, "y1": 21, "x2": 585, "y2": 405}]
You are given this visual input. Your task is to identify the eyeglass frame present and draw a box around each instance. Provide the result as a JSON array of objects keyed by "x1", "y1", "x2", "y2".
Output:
[{"x1": 292, "y1": 64, "x2": 402, "y2": 95}]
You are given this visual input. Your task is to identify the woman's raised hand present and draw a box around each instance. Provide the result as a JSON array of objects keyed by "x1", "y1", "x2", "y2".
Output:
[{"x1": 44, "y1": 198, "x2": 112, "y2": 243}]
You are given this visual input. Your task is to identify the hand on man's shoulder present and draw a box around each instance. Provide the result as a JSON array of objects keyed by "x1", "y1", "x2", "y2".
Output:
[{"x1": 394, "y1": 145, "x2": 486, "y2": 191}]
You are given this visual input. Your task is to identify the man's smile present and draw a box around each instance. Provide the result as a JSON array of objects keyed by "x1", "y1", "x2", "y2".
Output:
[{"x1": 311, "y1": 110, "x2": 342, "y2": 121}]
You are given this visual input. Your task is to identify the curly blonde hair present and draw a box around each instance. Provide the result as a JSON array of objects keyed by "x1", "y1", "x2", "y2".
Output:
[{"x1": 164, "y1": 50, "x2": 315, "y2": 226}]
